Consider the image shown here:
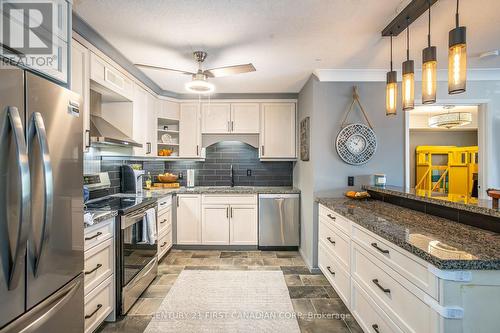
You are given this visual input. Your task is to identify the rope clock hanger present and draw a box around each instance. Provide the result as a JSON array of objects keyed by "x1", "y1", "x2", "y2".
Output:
[{"x1": 335, "y1": 86, "x2": 377, "y2": 165}]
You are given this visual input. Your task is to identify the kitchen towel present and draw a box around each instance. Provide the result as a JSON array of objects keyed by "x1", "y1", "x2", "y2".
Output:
[{"x1": 142, "y1": 208, "x2": 157, "y2": 245}]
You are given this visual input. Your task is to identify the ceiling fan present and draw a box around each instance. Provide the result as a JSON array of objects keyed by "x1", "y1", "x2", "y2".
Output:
[{"x1": 135, "y1": 51, "x2": 256, "y2": 94}]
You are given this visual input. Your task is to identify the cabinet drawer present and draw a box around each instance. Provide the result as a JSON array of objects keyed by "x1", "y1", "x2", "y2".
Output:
[
  {"x1": 352, "y1": 225, "x2": 438, "y2": 299},
  {"x1": 84, "y1": 219, "x2": 114, "y2": 251},
  {"x1": 158, "y1": 230, "x2": 172, "y2": 260},
  {"x1": 84, "y1": 238, "x2": 113, "y2": 295},
  {"x1": 351, "y1": 280, "x2": 403, "y2": 333},
  {"x1": 157, "y1": 207, "x2": 172, "y2": 235},
  {"x1": 318, "y1": 242, "x2": 350, "y2": 307},
  {"x1": 157, "y1": 195, "x2": 172, "y2": 214},
  {"x1": 352, "y1": 244, "x2": 437, "y2": 333},
  {"x1": 84, "y1": 275, "x2": 114, "y2": 333},
  {"x1": 319, "y1": 219, "x2": 350, "y2": 271},
  {"x1": 202, "y1": 194, "x2": 257, "y2": 205},
  {"x1": 318, "y1": 205, "x2": 351, "y2": 236}
]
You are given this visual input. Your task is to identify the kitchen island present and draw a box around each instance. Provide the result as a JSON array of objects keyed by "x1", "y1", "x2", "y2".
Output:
[{"x1": 315, "y1": 195, "x2": 500, "y2": 333}]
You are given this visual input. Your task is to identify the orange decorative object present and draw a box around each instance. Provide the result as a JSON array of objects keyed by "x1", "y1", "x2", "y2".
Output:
[{"x1": 345, "y1": 191, "x2": 370, "y2": 200}]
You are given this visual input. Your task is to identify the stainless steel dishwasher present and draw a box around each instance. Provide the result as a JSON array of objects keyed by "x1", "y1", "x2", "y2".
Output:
[{"x1": 258, "y1": 194, "x2": 300, "y2": 249}]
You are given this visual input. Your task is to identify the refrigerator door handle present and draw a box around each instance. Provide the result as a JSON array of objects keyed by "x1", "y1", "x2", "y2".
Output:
[
  {"x1": 27, "y1": 112, "x2": 54, "y2": 275},
  {"x1": 0, "y1": 277, "x2": 81, "y2": 333},
  {"x1": 0, "y1": 106, "x2": 31, "y2": 290}
]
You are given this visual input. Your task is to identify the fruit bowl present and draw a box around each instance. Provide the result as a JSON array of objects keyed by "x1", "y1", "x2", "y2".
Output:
[{"x1": 157, "y1": 173, "x2": 178, "y2": 183}]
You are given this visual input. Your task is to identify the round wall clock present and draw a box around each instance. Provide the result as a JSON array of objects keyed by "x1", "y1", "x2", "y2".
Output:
[{"x1": 336, "y1": 123, "x2": 377, "y2": 165}]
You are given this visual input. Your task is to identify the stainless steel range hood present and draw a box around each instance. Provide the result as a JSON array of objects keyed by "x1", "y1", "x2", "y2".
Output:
[{"x1": 90, "y1": 114, "x2": 142, "y2": 148}]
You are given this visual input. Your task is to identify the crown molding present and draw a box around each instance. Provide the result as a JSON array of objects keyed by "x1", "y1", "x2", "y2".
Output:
[{"x1": 314, "y1": 68, "x2": 500, "y2": 82}]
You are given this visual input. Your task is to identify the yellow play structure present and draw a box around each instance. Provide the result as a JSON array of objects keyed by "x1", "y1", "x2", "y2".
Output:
[{"x1": 415, "y1": 146, "x2": 478, "y2": 199}]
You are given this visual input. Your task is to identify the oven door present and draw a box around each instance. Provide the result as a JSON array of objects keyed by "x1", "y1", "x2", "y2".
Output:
[{"x1": 120, "y1": 208, "x2": 158, "y2": 313}]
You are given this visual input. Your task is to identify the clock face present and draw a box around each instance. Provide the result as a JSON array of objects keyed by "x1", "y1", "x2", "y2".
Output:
[
  {"x1": 336, "y1": 123, "x2": 377, "y2": 165},
  {"x1": 346, "y1": 134, "x2": 367, "y2": 154}
]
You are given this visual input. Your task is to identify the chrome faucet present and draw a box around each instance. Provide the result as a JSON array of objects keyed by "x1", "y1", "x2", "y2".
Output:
[{"x1": 230, "y1": 164, "x2": 234, "y2": 187}]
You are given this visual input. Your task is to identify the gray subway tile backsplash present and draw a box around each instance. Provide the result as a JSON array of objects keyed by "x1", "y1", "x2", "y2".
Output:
[{"x1": 98, "y1": 142, "x2": 293, "y2": 196}]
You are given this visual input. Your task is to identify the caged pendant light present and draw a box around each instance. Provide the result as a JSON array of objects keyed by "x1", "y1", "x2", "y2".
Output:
[
  {"x1": 422, "y1": 0, "x2": 437, "y2": 104},
  {"x1": 448, "y1": 0, "x2": 466, "y2": 94},
  {"x1": 386, "y1": 34, "x2": 397, "y2": 116},
  {"x1": 402, "y1": 17, "x2": 415, "y2": 111}
]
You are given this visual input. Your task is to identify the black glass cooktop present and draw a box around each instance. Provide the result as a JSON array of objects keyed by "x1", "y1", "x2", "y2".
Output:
[{"x1": 85, "y1": 196, "x2": 156, "y2": 214}]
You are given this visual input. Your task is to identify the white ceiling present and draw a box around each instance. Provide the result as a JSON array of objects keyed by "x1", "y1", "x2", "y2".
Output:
[{"x1": 74, "y1": 0, "x2": 500, "y2": 94}]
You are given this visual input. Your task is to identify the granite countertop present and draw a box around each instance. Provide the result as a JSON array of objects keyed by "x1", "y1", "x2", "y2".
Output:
[
  {"x1": 364, "y1": 185, "x2": 500, "y2": 218},
  {"x1": 316, "y1": 197, "x2": 500, "y2": 270},
  {"x1": 84, "y1": 210, "x2": 117, "y2": 228},
  {"x1": 143, "y1": 186, "x2": 300, "y2": 197}
]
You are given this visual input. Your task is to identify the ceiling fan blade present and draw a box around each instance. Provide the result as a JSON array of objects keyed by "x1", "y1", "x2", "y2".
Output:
[
  {"x1": 204, "y1": 63, "x2": 256, "y2": 78},
  {"x1": 135, "y1": 63, "x2": 195, "y2": 76}
]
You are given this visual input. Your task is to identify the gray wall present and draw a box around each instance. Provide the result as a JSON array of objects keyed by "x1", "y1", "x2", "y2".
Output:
[
  {"x1": 409, "y1": 130, "x2": 478, "y2": 187},
  {"x1": 294, "y1": 77, "x2": 405, "y2": 269},
  {"x1": 294, "y1": 76, "x2": 316, "y2": 269}
]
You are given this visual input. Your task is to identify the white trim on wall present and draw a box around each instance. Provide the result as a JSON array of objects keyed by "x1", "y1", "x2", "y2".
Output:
[{"x1": 315, "y1": 68, "x2": 500, "y2": 83}]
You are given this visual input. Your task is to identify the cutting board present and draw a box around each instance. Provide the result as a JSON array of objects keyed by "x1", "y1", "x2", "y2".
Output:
[{"x1": 153, "y1": 182, "x2": 180, "y2": 188}]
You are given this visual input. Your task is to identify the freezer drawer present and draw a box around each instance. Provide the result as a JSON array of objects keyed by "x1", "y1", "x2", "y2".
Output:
[{"x1": 258, "y1": 194, "x2": 300, "y2": 247}]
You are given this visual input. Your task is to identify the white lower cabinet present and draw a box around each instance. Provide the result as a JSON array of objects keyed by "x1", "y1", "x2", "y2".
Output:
[
  {"x1": 202, "y1": 205, "x2": 230, "y2": 244},
  {"x1": 201, "y1": 195, "x2": 258, "y2": 245},
  {"x1": 229, "y1": 205, "x2": 258, "y2": 245},
  {"x1": 83, "y1": 218, "x2": 115, "y2": 332},
  {"x1": 351, "y1": 279, "x2": 402, "y2": 333},
  {"x1": 317, "y1": 203, "x2": 500, "y2": 333},
  {"x1": 176, "y1": 194, "x2": 202, "y2": 244},
  {"x1": 157, "y1": 196, "x2": 173, "y2": 259}
]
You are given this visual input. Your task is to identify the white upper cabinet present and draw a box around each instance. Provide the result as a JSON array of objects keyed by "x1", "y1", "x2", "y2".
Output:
[
  {"x1": 145, "y1": 93, "x2": 158, "y2": 156},
  {"x1": 231, "y1": 103, "x2": 260, "y2": 134},
  {"x1": 71, "y1": 39, "x2": 90, "y2": 152},
  {"x1": 89, "y1": 52, "x2": 134, "y2": 100},
  {"x1": 260, "y1": 103, "x2": 296, "y2": 159},
  {"x1": 201, "y1": 103, "x2": 231, "y2": 133},
  {"x1": 158, "y1": 100, "x2": 180, "y2": 120},
  {"x1": 179, "y1": 103, "x2": 201, "y2": 158},
  {"x1": 132, "y1": 84, "x2": 148, "y2": 156},
  {"x1": 201, "y1": 103, "x2": 260, "y2": 134}
]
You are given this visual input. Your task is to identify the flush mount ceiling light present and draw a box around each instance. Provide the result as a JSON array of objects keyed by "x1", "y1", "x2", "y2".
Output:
[
  {"x1": 386, "y1": 34, "x2": 397, "y2": 116},
  {"x1": 448, "y1": 0, "x2": 467, "y2": 94},
  {"x1": 402, "y1": 17, "x2": 415, "y2": 111},
  {"x1": 428, "y1": 112, "x2": 472, "y2": 129},
  {"x1": 185, "y1": 73, "x2": 215, "y2": 94},
  {"x1": 422, "y1": 0, "x2": 437, "y2": 104}
]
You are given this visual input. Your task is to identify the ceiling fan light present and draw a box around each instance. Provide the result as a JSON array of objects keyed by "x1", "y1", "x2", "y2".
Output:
[{"x1": 185, "y1": 79, "x2": 215, "y2": 94}]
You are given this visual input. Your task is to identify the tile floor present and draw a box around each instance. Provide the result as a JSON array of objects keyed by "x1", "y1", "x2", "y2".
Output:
[{"x1": 97, "y1": 250, "x2": 362, "y2": 333}]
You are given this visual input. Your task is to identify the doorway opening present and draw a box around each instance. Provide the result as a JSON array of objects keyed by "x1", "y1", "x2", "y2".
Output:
[{"x1": 406, "y1": 104, "x2": 480, "y2": 203}]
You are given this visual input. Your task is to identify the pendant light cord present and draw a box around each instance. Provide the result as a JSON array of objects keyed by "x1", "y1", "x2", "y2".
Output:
[
  {"x1": 406, "y1": 17, "x2": 410, "y2": 61},
  {"x1": 390, "y1": 34, "x2": 393, "y2": 71},
  {"x1": 427, "y1": 0, "x2": 431, "y2": 47},
  {"x1": 456, "y1": 0, "x2": 460, "y2": 27}
]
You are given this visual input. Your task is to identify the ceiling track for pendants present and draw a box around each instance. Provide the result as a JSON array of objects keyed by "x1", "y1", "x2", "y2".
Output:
[{"x1": 382, "y1": 0, "x2": 439, "y2": 36}]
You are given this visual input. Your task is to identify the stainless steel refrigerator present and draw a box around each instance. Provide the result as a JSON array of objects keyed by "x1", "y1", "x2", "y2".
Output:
[{"x1": 0, "y1": 62, "x2": 84, "y2": 332}]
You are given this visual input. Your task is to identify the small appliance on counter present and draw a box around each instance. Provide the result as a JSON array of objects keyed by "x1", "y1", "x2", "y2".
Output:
[
  {"x1": 373, "y1": 174, "x2": 387, "y2": 187},
  {"x1": 121, "y1": 165, "x2": 145, "y2": 195},
  {"x1": 186, "y1": 169, "x2": 196, "y2": 188}
]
